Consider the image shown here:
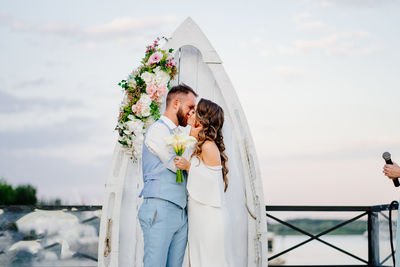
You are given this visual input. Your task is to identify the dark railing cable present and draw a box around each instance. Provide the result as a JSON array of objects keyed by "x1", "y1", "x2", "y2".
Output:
[
  {"x1": 389, "y1": 201, "x2": 398, "y2": 267},
  {"x1": 266, "y1": 204, "x2": 399, "y2": 267},
  {"x1": 267, "y1": 212, "x2": 369, "y2": 263}
]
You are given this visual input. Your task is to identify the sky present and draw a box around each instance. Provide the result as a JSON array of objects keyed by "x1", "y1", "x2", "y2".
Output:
[{"x1": 1, "y1": 0, "x2": 400, "y2": 207}]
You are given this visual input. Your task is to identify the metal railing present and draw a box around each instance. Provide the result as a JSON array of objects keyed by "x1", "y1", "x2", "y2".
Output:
[
  {"x1": 1, "y1": 204, "x2": 397, "y2": 267},
  {"x1": 266, "y1": 204, "x2": 398, "y2": 267}
]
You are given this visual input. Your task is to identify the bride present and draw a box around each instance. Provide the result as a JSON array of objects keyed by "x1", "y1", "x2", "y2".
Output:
[{"x1": 174, "y1": 98, "x2": 230, "y2": 267}]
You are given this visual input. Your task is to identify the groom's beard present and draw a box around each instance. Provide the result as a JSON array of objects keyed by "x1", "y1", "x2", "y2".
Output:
[{"x1": 177, "y1": 107, "x2": 187, "y2": 127}]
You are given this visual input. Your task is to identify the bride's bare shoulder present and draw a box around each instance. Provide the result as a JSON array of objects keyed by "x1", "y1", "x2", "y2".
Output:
[{"x1": 200, "y1": 141, "x2": 221, "y2": 166}]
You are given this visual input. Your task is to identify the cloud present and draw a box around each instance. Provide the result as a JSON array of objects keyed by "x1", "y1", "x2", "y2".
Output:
[
  {"x1": 294, "y1": 31, "x2": 378, "y2": 55},
  {"x1": 293, "y1": 12, "x2": 327, "y2": 30},
  {"x1": 246, "y1": 18, "x2": 376, "y2": 57},
  {"x1": 3, "y1": 15, "x2": 180, "y2": 43},
  {"x1": 288, "y1": 11, "x2": 378, "y2": 55},
  {"x1": 259, "y1": 136, "x2": 400, "y2": 164},
  {"x1": 0, "y1": 106, "x2": 95, "y2": 132},
  {"x1": 0, "y1": 90, "x2": 81, "y2": 113},
  {"x1": 14, "y1": 77, "x2": 48, "y2": 87},
  {"x1": 0, "y1": 11, "x2": 11, "y2": 23},
  {"x1": 316, "y1": 0, "x2": 398, "y2": 8},
  {"x1": 0, "y1": 105, "x2": 114, "y2": 166},
  {"x1": 294, "y1": 36, "x2": 337, "y2": 50},
  {"x1": 293, "y1": 12, "x2": 313, "y2": 21},
  {"x1": 274, "y1": 66, "x2": 309, "y2": 79},
  {"x1": 10, "y1": 137, "x2": 113, "y2": 165},
  {"x1": 327, "y1": 43, "x2": 380, "y2": 56},
  {"x1": 298, "y1": 21, "x2": 327, "y2": 30},
  {"x1": 319, "y1": 1, "x2": 335, "y2": 7},
  {"x1": 0, "y1": 91, "x2": 91, "y2": 132},
  {"x1": 242, "y1": 38, "x2": 298, "y2": 57},
  {"x1": 11, "y1": 20, "x2": 77, "y2": 36},
  {"x1": 83, "y1": 16, "x2": 178, "y2": 38}
]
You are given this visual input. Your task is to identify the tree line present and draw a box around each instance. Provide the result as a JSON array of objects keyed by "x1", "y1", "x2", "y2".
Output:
[
  {"x1": 0, "y1": 178, "x2": 37, "y2": 205},
  {"x1": 268, "y1": 218, "x2": 367, "y2": 235}
]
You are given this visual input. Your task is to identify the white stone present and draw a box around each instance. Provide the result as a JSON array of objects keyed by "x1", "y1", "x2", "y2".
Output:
[
  {"x1": 16, "y1": 210, "x2": 79, "y2": 236},
  {"x1": 9, "y1": 240, "x2": 41, "y2": 254},
  {"x1": 43, "y1": 251, "x2": 58, "y2": 261},
  {"x1": 60, "y1": 240, "x2": 74, "y2": 259}
]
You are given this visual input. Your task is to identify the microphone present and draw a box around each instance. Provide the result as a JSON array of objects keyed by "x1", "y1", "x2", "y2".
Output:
[{"x1": 382, "y1": 152, "x2": 400, "y2": 187}]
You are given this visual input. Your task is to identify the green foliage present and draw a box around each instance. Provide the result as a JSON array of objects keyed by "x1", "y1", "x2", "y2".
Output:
[
  {"x1": 38, "y1": 198, "x2": 62, "y2": 206},
  {"x1": 14, "y1": 184, "x2": 37, "y2": 205},
  {"x1": 134, "y1": 75, "x2": 146, "y2": 93},
  {"x1": 0, "y1": 178, "x2": 37, "y2": 205},
  {"x1": 150, "y1": 102, "x2": 161, "y2": 121},
  {"x1": 268, "y1": 218, "x2": 367, "y2": 235},
  {"x1": 118, "y1": 140, "x2": 128, "y2": 146},
  {"x1": 0, "y1": 178, "x2": 16, "y2": 204}
]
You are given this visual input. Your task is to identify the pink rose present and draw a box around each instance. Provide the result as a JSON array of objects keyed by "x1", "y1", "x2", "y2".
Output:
[
  {"x1": 146, "y1": 83, "x2": 157, "y2": 97},
  {"x1": 157, "y1": 85, "x2": 168, "y2": 97},
  {"x1": 132, "y1": 101, "x2": 143, "y2": 115},
  {"x1": 170, "y1": 59, "x2": 176, "y2": 66},
  {"x1": 147, "y1": 52, "x2": 162, "y2": 65}
]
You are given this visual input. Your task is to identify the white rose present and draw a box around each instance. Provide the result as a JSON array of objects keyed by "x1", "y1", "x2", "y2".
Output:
[
  {"x1": 140, "y1": 94, "x2": 152, "y2": 107},
  {"x1": 127, "y1": 118, "x2": 144, "y2": 133},
  {"x1": 153, "y1": 66, "x2": 161, "y2": 73},
  {"x1": 141, "y1": 106, "x2": 151, "y2": 117},
  {"x1": 125, "y1": 121, "x2": 136, "y2": 133},
  {"x1": 154, "y1": 70, "x2": 170, "y2": 86},
  {"x1": 141, "y1": 72, "x2": 154, "y2": 84}
]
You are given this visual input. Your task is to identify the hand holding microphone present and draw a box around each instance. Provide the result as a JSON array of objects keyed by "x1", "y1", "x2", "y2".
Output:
[{"x1": 382, "y1": 152, "x2": 400, "y2": 187}]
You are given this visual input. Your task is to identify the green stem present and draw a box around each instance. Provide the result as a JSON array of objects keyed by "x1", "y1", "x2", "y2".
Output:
[{"x1": 176, "y1": 169, "x2": 183, "y2": 183}]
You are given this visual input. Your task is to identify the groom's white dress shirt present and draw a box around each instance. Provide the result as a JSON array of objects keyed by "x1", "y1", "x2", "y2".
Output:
[{"x1": 145, "y1": 115, "x2": 192, "y2": 173}]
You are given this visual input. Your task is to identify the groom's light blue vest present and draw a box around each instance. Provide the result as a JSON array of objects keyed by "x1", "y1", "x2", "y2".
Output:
[{"x1": 139, "y1": 119, "x2": 187, "y2": 209}]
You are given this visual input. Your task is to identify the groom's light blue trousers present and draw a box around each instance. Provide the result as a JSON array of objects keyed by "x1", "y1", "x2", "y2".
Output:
[{"x1": 138, "y1": 198, "x2": 188, "y2": 267}]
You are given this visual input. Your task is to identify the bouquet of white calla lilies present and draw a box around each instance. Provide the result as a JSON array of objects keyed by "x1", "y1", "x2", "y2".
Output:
[{"x1": 165, "y1": 133, "x2": 197, "y2": 182}]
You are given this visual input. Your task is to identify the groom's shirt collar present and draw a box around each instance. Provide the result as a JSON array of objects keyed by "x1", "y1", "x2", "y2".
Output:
[{"x1": 160, "y1": 115, "x2": 178, "y2": 131}]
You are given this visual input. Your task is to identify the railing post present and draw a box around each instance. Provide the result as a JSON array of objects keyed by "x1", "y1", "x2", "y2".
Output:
[{"x1": 368, "y1": 209, "x2": 380, "y2": 267}]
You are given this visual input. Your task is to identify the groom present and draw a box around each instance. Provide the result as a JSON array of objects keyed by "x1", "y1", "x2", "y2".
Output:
[{"x1": 139, "y1": 83, "x2": 198, "y2": 267}]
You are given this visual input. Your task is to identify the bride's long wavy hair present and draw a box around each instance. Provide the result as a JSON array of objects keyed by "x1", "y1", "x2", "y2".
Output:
[{"x1": 191, "y1": 98, "x2": 229, "y2": 192}]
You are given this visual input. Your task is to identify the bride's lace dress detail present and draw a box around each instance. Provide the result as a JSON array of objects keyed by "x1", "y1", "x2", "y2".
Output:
[{"x1": 187, "y1": 156, "x2": 229, "y2": 267}]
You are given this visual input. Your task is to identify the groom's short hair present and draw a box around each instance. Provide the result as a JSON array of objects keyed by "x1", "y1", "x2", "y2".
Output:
[{"x1": 166, "y1": 83, "x2": 198, "y2": 108}]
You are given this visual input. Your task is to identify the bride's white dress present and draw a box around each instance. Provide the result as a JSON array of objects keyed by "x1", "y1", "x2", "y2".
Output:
[{"x1": 187, "y1": 156, "x2": 229, "y2": 267}]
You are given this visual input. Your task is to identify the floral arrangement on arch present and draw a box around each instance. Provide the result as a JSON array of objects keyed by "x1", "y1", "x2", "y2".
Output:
[{"x1": 115, "y1": 37, "x2": 178, "y2": 161}]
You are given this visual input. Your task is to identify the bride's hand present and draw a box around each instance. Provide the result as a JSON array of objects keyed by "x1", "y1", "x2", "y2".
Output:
[{"x1": 174, "y1": 156, "x2": 191, "y2": 171}]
